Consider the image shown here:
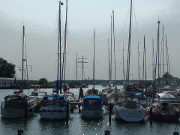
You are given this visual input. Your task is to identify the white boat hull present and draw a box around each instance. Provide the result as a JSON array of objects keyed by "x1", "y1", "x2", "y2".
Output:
[
  {"x1": 40, "y1": 111, "x2": 67, "y2": 120},
  {"x1": 114, "y1": 106, "x2": 146, "y2": 122},
  {"x1": 81, "y1": 109, "x2": 103, "y2": 118},
  {"x1": 40, "y1": 106, "x2": 67, "y2": 120},
  {"x1": 1, "y1": 108, "x2": 33, "y2": 119}
]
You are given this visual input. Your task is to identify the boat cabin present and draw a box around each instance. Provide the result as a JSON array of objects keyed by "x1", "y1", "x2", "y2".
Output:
[
  {"x1": 2, "y1": 94, "x2": 28, "y2": 109},
  {"x1": 82, "y1": 95, "x2": 102, "y2": 109}
]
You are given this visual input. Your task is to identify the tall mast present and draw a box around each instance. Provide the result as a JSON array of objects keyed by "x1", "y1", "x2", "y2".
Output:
[
  {"x1": 112, "y1": 10, "x2": 116, "y2": 81},
  {"x1": 93, "y1": 30, "x2": 96, "y2": 87},
  {"x1": 123, "y1": 42, "x2": 125, "y2": 81},
  {"x1": 143, "y1": 36, "x2": 147, "y2": 94},
  {"x1": 138, "y1": 42, "x2": 140, "y2": 80},
  {"x1": 157, "y1": 20, "x2": 160, "y2": 91},
  {"x1": 162, "y1": 25, "x2": 165, "y2": 75},
  {"x1": 108, "y1": 38, "x2": 111, "y2": 85},
  {"x1": 62, "y1": 0, "x2": 68, "y2": 82},
  {"x1": 59, "y1": 1, "x2": 63, "y2": 94},
  {"x1": 110, "y1": 15, "x2": 113, "y2": 84},
  {"x1": 22, "y1": 26, "x2": 25, "y2": 82},
  {"x1": 126, "y1": 0, "x2": 133, "y2": 85},
  {"x1": 76, "y1": 51, "x2": 78, "y2": 81},
  {"x1": 165, "y1": 35, "x2": 169, "y2": 73},
  {"x1": 152, "y1": 39, "x2": 155, "y2": 81}
]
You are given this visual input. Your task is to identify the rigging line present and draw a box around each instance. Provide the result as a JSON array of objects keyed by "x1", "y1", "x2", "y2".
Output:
[
  {"x1": 159, "y1": 27, "x2": 164, "y2": 77},
  {"x1": 157, "y1": 20, "x2": 160, "y2": 91},
  {"x1": 24, "y1": 29, "x2": 29, "y2": 82},
  {"x1": 165, "y1": 35, "x2": 169, "y2": 73},
  {"x1": 142, "y1": 41, "x2": 145, "y2": 81},
  {"x1": 144, "y1": 36, "x2": 147, "y2": 87},
  {"x1": 112, "y1": 10, "x2": 116, "y2": 81},
  {"x1": 138, "y1": 42, "x2": 140, "y2": 80},
  {"x1": 132, "y1": 6, "x2": 139, "y2": 40},
  {"x1": 108, "y1": 38, "x2": 111, "y2": 84},
  {"x1": 152, "y1": 39, "x2": 155, "y2": 81},
  {"x1": 22, "y1": 26, "x2": 25, "y2": 82},
  {"x1": 110, "y1": 15, "x2": 113, "y2": 84},
  {"x1": 120, "y1": 5, "x2": 130, "y2": 37},
  {"x1": 59, "y1": 1, "x2": 63, "y2": 93},
  {"x1": 63, "y1": 0, "x2": 68, "y2": 82},
  {"x1": 93, "y1": 30, "x2": 96, "y2": 87},
  {"x1": 126, "y1": 0, "x2": 132, "y2": 85},
  {"x1": 123, "y1": 42, "x2": 126, "y2": 81}
]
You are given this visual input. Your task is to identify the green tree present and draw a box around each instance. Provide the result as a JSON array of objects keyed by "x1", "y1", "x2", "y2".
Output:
[
  {"x1": 0, "y1": 58, "x2": 15, "y2": 78},
  {"x1": 38, "y1": 78, "x2": 48, "y2": 86},
  {"x1": 162, "y1": 72, "x2": 173, "y2": 80}
]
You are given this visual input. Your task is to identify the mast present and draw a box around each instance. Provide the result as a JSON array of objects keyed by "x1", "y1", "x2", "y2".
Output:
[
  {"x1": 157, "y1": 20, "x2": 160, "y2": 92},
  {"x1": 93, "y1": 30, "x2": 96, "y2": 87},
  {"x1": 162, "y1": 25, "x2": 165, "y2": 76},
  {"x1": 76, "y1": 51, "x2": 78, "y2": 81},
  {"x1": 165, "y1": 35, "x2": 169, "y2": 73},
  {"x1": 138, "y1": 42, "x2": 140, "y2": 80},
  {"x1": 21, "y1": 26, "x2": 25, "y2": 92},
  {"x1": 123, "y1": 42, "x2": 125, "y2": 81},
  {"x1": 108, "y1": 38, "x2": 111, "y2": 85},
  {"x1": 152, "y1": 39, "x2": 155, "y2": 81},
  {"x1": 57, "y1": 1, "x2": 63, "y2": 94},
  {"x1": 62, "y1": 0, "x2": 68, "y2": 83},
  {"x1": 110, "y1": 15, "x2": 113, "y2": 84},
  {"x1": 22, "y1": 26, "x2": 25, "y2": 82},
  {"x1": 143, "y1": 36, "x2": 147, "y2": 96},
  {"x1": 112, "y1": 10, "x2": 116, "y2": 81},
  {"x1": 126, "y1": 0, "x2": 133, "y2": 85}
]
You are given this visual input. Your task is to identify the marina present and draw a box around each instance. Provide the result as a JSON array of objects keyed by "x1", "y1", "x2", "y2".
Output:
[
  {"x1": 1, "y1": 0, "x2": 180, "y2": 134},
  {"x1": 0, "y1": 86, "x2": 180, "y2": 135}
]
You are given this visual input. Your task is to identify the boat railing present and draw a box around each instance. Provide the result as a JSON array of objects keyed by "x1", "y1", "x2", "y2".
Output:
[
  {"x1": 41, "y1": 100, "x2": 66, "y2": 110},
  {"x1": 1, "y1": 101, "x2": 5, "y2": 109},
  {"x1": 3, "y1": 101, "x2": 28, "y2": 109}
]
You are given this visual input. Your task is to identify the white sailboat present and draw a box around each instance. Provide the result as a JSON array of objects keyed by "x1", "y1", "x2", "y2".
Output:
[
  {"x1": 39, "y1": 1, "x2": 69, "y2": 120},
  {"x1": 81, "y1": 30, "x2": 103, "y2": 119},
  {"x1": 101, "y1": 11, "x2": 119, "y2": 105},
  {"x1": 1, "y1": 26, "x2": 36, "y2": 119},
  {"x1": 114, "y1": 0, "x2": 146, "y2": 122},
  {"x1": 151, "y1": 93, "x2": 179, "y2": 122}
]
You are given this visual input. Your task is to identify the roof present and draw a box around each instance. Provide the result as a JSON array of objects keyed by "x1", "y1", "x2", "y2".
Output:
[
  {"x1": 45, "y1": 94, "x2": 66, "y2": 98},
  {"x1": 157, "y1": 93, "x2": 175, "y2": 99},
  {"x1": 84, "y1": 95, "x2": 101, "y2": 99},
  {"x1": 4, "y1": 93, "x2": 27, "y2": 99},
  {"x1": 0, "y1": 77, "x2": 15, "y2": 81}
]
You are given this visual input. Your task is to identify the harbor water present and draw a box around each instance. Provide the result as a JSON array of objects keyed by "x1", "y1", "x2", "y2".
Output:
[{"x1": 0, "y1": 86, "x2": 179, "y2": 135}]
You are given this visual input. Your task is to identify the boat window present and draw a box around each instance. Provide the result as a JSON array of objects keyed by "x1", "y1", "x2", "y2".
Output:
[
  {"x1": 162, "y1": 103, "x2": 168, "y2": 110},
  {"x1": 85, "y1": 99, "x2": 100, "y2": 107}
]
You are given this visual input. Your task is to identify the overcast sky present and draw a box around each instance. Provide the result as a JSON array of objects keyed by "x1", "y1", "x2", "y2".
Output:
[{"x1": 0, "y1": 0, "x2": 180, "y2": 81}]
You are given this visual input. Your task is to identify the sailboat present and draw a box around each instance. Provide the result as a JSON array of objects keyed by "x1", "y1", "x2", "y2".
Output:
[
  {"x1": 84, "y1": 30, "x2": 100, "y2": 96},
  {"x1": 39, "y1": 1, "x2": 68, "y2": 120},
  {"x1": 81, "y1": 30, "x2": 103, "y2": 119},
  {"x1": 150, "y1": 21, "x2": 180, "y2": 122},
  {"x1": 1, "y1": 26, "x2": 36, "y2": 119},
  {"x1": 114, "y1": 0, "x2": 146, "y2": 122},
  {"x1": 101, "y1": 11, "x2": 119, "y2": 105}
]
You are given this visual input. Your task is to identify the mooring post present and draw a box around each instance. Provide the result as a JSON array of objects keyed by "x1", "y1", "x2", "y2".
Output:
[
  {"x1": 109, "y1": 103, "x2": 113, "y2": 125},
  {"x1": 78, "y1": 104, "x2": 81, "y2": 113},
  {"x1": 105, "y1": 130, "x2": 110, "y2": 135},
  {"x1": 66, "y1": 101, "x2": 69, "y2": 123},
  {"x1": 174, "y1": 132, "x2": 179, "y2": 135},
  {"x1": 17, "y1": 129, "x2": 23, "y2": 135},
  {"x1": 150, "y1": 107, "x2": 152, "y2": 126},
  {"x1": 173, "y1": 128, "x2": 179, "y2": 135},
  {"x1": 24, "y1": 101, "x2": 27, "y2": 121}
]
